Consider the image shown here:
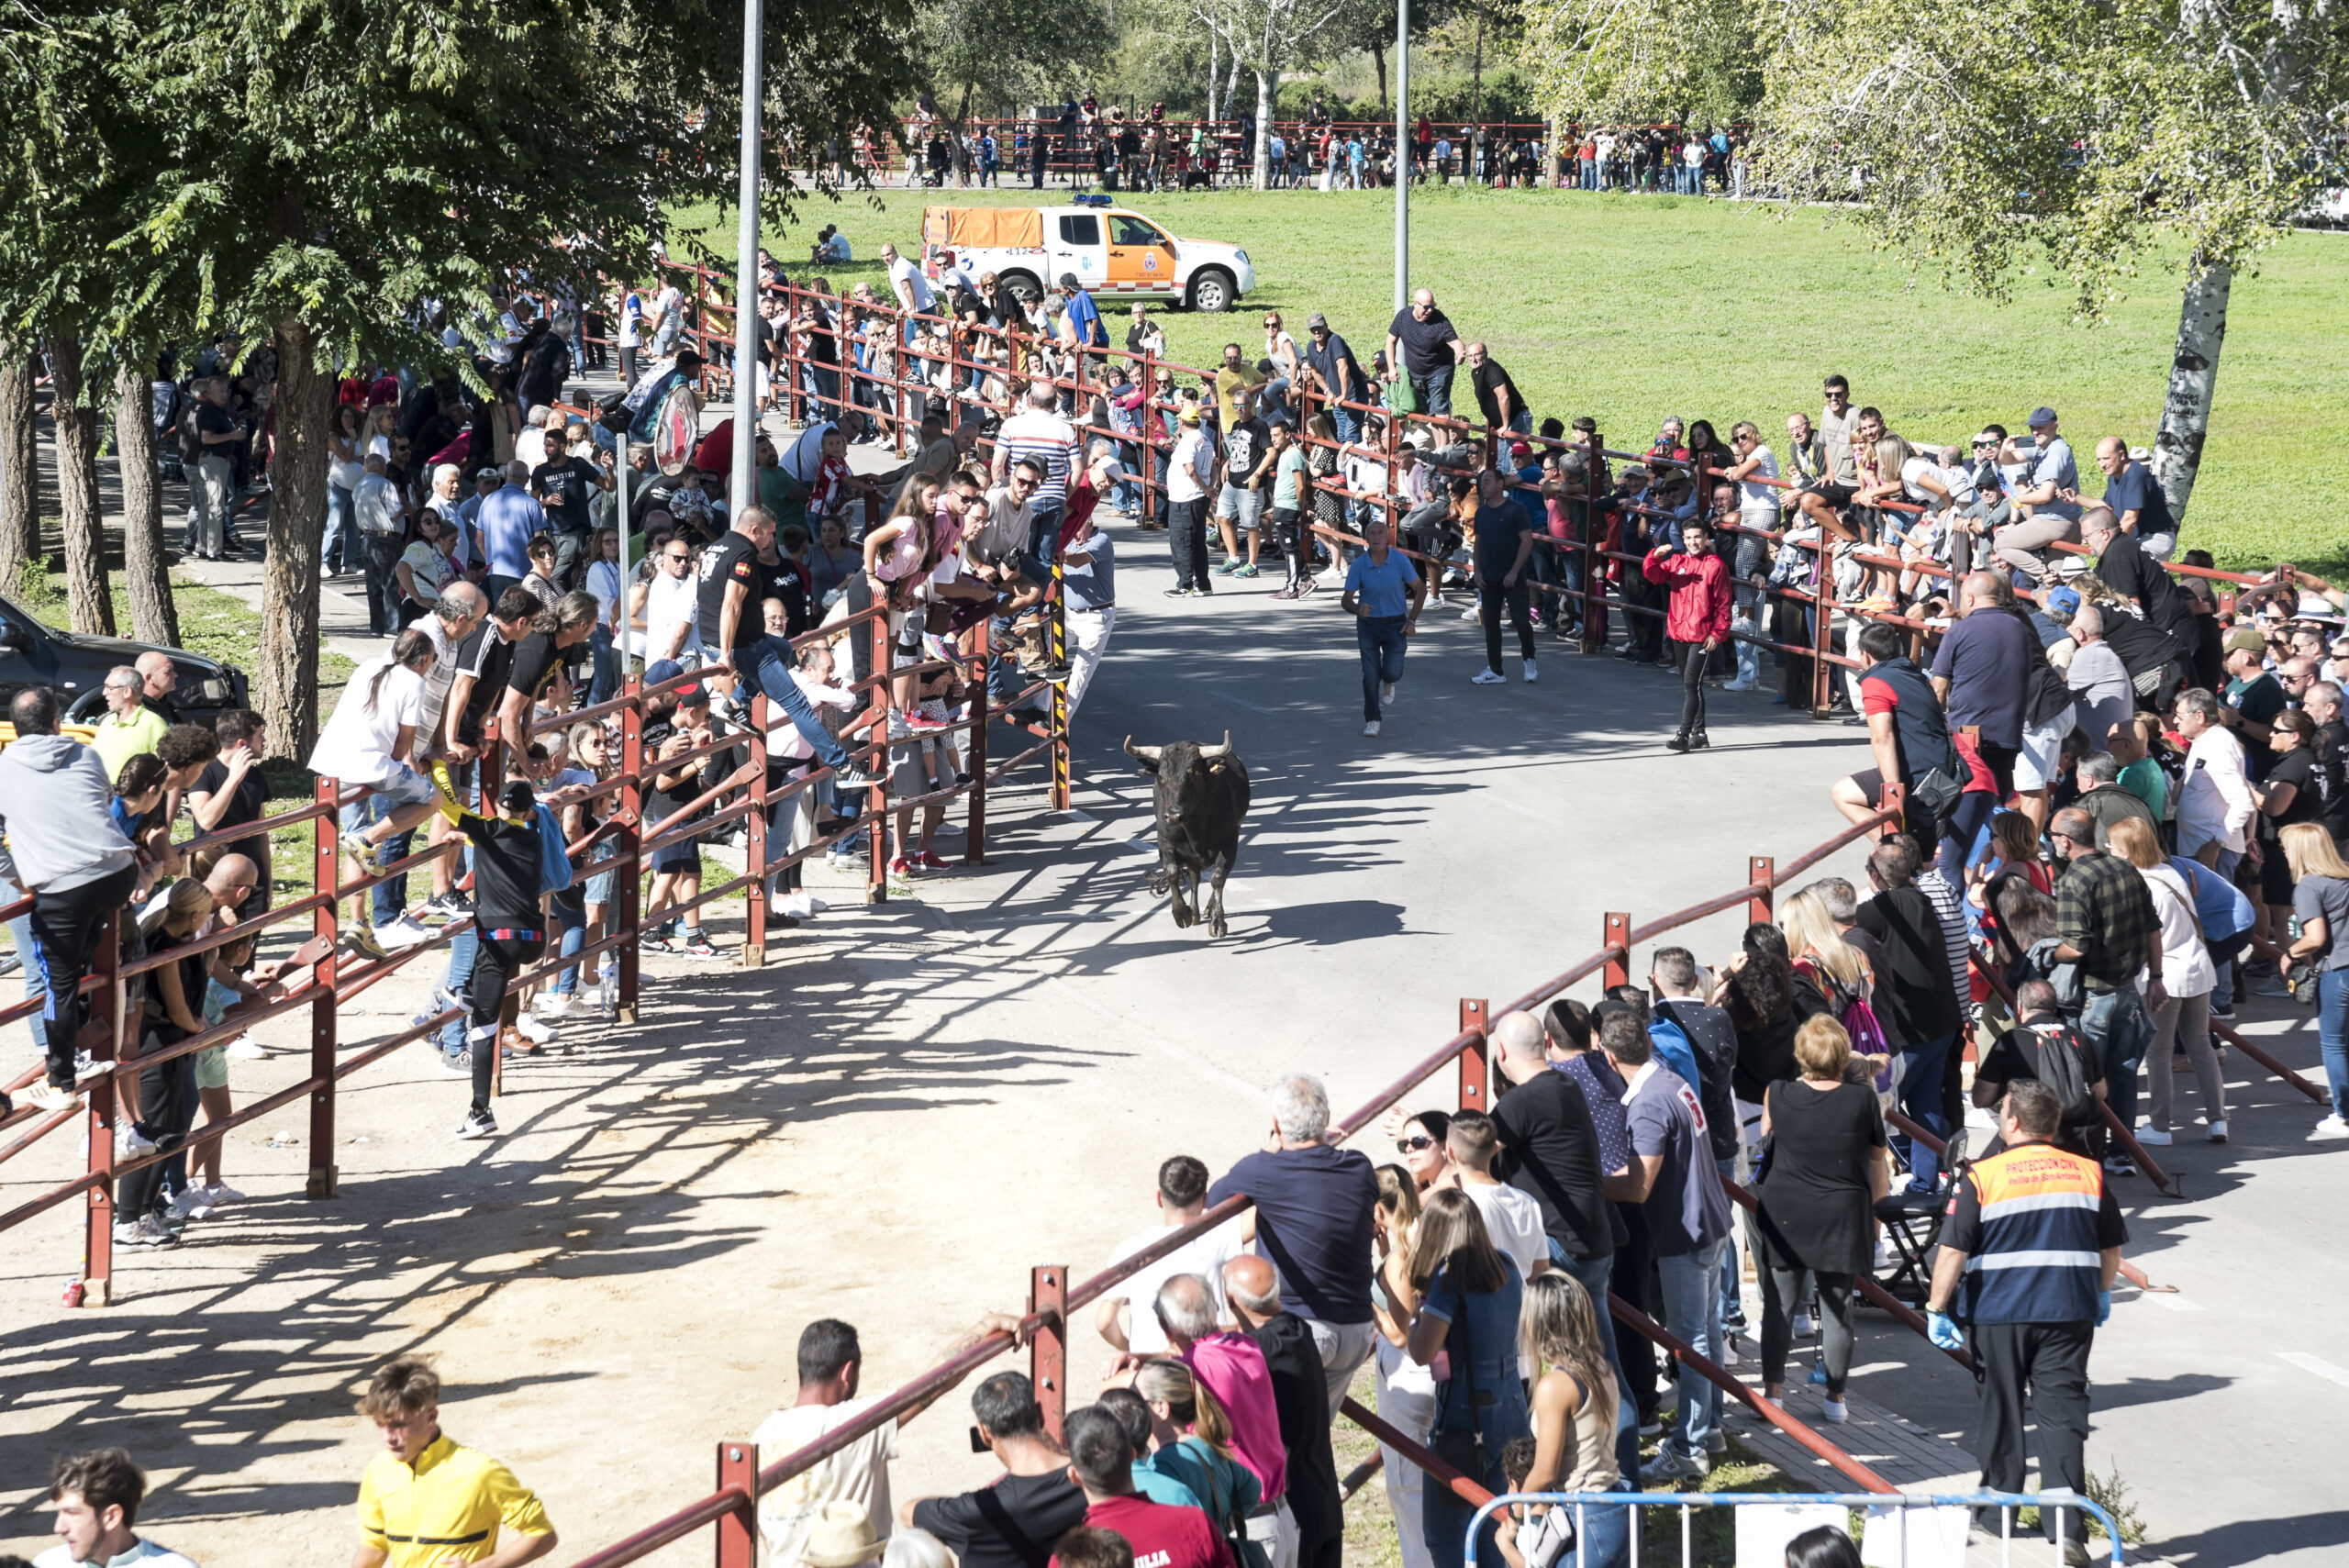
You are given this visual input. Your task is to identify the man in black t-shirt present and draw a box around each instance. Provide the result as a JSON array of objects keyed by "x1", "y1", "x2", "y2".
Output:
[
  {"x1": 1301, "y1": 313, "x2": 1368, "y2": 440},
  {"x1": 444, "y1": 590, "x2": 538, "y2": 768},
  {"x1": 529, "y1": 427, "x2": 607, "y2": 586},
  {"x1": 187, "y1": 709, "x2": 272, "y2": 921},
  {"x1": 907, "y1": 1372, "x2": 1086, "y2": 1568},
  {"x1": 1464, "y1": 341, "x2": 1527, "y2": 435},
  {"x1": 701, "y1": 506, "x2": 877, "y2": 786},
  {"x1": 2079, "y1": 507, "x2": 2186, "y2": 638},
  {"x1": 1972, "y1": 980, "x2": 2106, "y2": 1155},
  {"x1": 1383, "y1": 288, "x2": 1465, "y2": 416},
  {"x1": 495, "y1": 590, "x2": 598, "y2": 746},
  {"x1": 431, "y1": 773, "x2": 548, "y2": 1140}
]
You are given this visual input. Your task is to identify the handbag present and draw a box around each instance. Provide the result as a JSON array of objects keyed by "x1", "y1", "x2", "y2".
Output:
[
  {"x1": 1908, "y1": 764, "x2": 1962, "y2": 826},
  {"x1": 1186, "y1": 1437, "x2": 1272, "y2": 1568},
  {"x1": 1426, "y1": 1275, "x2": 1491, "y2": 1478},
  {"x1": 1386, "y1": 374, "x2": 1419, "y2": 416}
]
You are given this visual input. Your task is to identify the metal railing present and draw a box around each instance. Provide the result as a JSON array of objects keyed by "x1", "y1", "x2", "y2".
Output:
[{"x1": 0, "y1": 598, "x2": 1072, "y2": 1303}]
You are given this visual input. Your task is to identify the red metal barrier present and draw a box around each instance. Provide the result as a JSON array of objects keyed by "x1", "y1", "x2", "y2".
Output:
[{"x1": 0, "y1": 600, "x2": 1074, "y2": 1301}]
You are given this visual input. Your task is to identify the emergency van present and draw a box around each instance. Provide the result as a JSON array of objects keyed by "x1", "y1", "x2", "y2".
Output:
[{"x1": 918, "y1": 202, "x2": 1256, "y2": 312}]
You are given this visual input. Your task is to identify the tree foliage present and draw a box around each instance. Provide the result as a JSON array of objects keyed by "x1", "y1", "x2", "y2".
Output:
[
  {"x1": 1742, "y1": 0, "x2": 2349, "y2": 317},
  {"x1": 918, "y1": 0, "x2": 1115, "y2": 121},
  {"x1": 1517, "y1": 0, "x2": 1762, "y2": 129}
]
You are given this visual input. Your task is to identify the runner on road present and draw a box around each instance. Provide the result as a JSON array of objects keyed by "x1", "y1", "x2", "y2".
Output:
[{"x1": 1341, "y1": 519, "x2": 1427, "y2": 738}]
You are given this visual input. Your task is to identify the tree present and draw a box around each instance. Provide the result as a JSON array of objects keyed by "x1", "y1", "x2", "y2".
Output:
[
  {"x1": 85, "y1": 0, "x2": 915, "y2": 759},
  {"x1": 1518, "y1": 0, "x2": 1761, "y2": 130},
  {"x1": 1198, "y1": 0, "x2": 1374, "y2": 188},
  {"x1": 1742, "y1": 0, "x2": 2348, "y2": 521},
  {"x1": 0, "y1": 349, "x2": 36, "y2": 595},
  {"x1": 920, "y1": 0, "x2": 1112, "y2": 125}
]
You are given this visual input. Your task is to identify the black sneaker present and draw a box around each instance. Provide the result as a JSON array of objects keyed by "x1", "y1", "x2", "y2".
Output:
[
  {"x1": 1666, "y1": 734, "x2": 1692, "y2": 753},
  {"x1": 832, "y1": 761, "x2": 881, "y2": 789},
  {"x1": 455, "y1": 1109, "x2": 499, "y2": 1140}
]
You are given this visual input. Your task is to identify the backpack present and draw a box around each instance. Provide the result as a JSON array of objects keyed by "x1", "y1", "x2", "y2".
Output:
[
  {"x1": 2018, "y1": 1021, "x2": 2100, "y2": 1132},
  {"x1": 175, "y1": 412, "x2": 203, "y2": 465},
  {"x1": 530, "y1": 804, "x2": 574, "y2": 895}
]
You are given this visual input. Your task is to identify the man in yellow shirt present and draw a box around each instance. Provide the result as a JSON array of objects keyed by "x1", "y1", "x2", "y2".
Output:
[
  {"x1": 352, "y1": 1357, "x2": 557, "y2": 1568},
  {"x1": 88, "y1": 667, "x2": 168, "y2": 785}
]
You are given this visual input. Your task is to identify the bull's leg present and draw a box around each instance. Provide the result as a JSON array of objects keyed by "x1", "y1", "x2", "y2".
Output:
[
  {"x1": 1171, "y1": 864, "x2": 1196, "y2": 928},
  {"x1": 1207, "y1": 850, "x2": 1234, "y2": 939},
  {"x1": 1149, "y1": 845, "x2": 1174, "y2": 898}
]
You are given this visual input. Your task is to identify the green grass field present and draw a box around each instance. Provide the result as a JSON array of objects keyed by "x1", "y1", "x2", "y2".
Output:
[{"x1": 678, "y1": 183, "x2": 2349, "y2": 575}]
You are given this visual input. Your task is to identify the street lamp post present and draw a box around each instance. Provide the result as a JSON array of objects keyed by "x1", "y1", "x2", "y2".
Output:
[
  {"x1": 1393, "y1": 0, "x2": 1409, "y2": 312},
  {"x1": 729, "y1": 0, "x2": 763, "y2": 518}
]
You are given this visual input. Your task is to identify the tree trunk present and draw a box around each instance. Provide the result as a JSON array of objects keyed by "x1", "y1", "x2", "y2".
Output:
[
  {"x1": 1254, "y1": 70, "x2": 1274, "y2": 191},
  {"x1": 1373, "y1": 41, "x2": 1388, "y2": 117},
  {"x1": 115, "y1": 361, "x2": 178, "y2": 647},
  {"x1": 260, "y1": 317, "x2": 332, "y2": 761},
  {"x1": 0, "y1": 344, "x2": 38, "y2": 595},
  {"x1": 47, "y1": 337, "x2": 114, "y2": 637},
  {"x1": 1207, "y1": 30, "x2": 1221, "y2": 126},
  {"x1": 1472, "y1": 9, "x2": 1486, "y2": 125},
  {"x1": 2151, "y1": 262, "x2": 2229, "y2": 527}
]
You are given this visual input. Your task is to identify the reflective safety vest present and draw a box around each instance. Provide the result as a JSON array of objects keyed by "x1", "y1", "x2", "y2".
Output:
[{"x1": 1955, "y1": 1142, "x2": 2107, "y2": 1325}]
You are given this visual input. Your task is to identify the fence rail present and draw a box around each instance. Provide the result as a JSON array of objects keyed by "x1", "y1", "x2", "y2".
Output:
[{"x1": 0, "y1": 592, "x2": 1073, "y2": 1302}]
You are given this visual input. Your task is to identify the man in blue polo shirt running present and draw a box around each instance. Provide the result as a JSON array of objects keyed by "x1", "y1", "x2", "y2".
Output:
[{"x1": 1340, "y1": 518, "x2": 1427, "y2": 737}]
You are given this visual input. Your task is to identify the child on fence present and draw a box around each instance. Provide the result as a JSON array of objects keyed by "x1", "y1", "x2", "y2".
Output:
[{"x1": 429, "y1": 766, "x2": 551, "y2": 1141}]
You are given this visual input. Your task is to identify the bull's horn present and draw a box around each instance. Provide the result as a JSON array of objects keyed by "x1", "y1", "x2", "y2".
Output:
[
  {"x1": 1199, "y1": 731, "x2": 1234, "y2": 761},
  {"x1": 1124, "y1": 736, "x2": 1164, "y2": 762}
]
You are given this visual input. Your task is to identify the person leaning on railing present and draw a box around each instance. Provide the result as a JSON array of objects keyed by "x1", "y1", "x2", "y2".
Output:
[{"x1": 900, "y1": 1370, "x2": 1086, "y2": 1568}]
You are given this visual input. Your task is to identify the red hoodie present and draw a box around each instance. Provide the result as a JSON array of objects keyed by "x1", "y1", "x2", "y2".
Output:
[{"x1": 1642, "y1": 546, "x2": 1733, "y2": 643}]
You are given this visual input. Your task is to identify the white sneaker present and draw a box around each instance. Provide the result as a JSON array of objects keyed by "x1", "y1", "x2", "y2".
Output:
[
  {"x1": 116, "y1": 1122, "x2": 158, "y2": 1158},
  {"x1": 514, "y1": 1014, "x2": 556, "y2": 1047},
  {"x1": 1471, "y1": 668, "x2": 1507, "y2": 685},
  {"x1": 1523, "y1": 661, "x2": 1539, "y2": 683},
  {"x1": 224, "y1": 1033, "x2": 267, "y2": 1061},
  {"x1": 373, "y1": 916, "x2": 433, "y2": 951},
  {"x1": 1720, "y1": 679, "x2": 1762, "y2": 693},
  {"x1": 2135, "y1": 1127, "x2": 2173, "y2": 1146},
  {"x1": 1380, "y1": 680, "x2": 1397, "y2": 706},
  {"x1": 1792, "y1": 1311, "x2": 1816, "y2": 1338},
  {"x1": 933, "y1": 820, "x2": 964, "y2": 838},
  {"x1": 203, "y1": 1182, "x2": 247, "y2": 1206},
  {"x1": 25, "y1": 1083, "x2": 78, "y2": 1114},
  {"x1": 2311, "y1": 1116, "x2": 2349, "y2": 1140},
  {"x1": 1647, "y1": 1448, "x2": 1709, "y2": 1482},
  {"x1": 1821, "y1": 1398, "x2": 1849, "y2": 1424},
  {"x1": 455, "y1": 1108, "x2": 499, "y2": 1140},
  {"x1": 1460, "y1": 603, "x2": 1481, "y2": 621},
  {"x1": 534, "y1": 993, "x2": 578, "y2": 1019},
  {"x1": 1363, "y1": 720, "x2": 1382, "y2": 737},
  {"x1": 2208, "y1": 1120, "x2": 2229, "y2": 1142},
  {"x1": 168, "y1": 1185, "x2": 212, "y2": 1221}
]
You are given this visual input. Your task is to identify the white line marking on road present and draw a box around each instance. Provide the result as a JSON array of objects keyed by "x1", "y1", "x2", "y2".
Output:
[
  {"x1": 2141, "y1": 1293, "x2": 2204, "y2": 1312},
  {"x1": 2278, "y1": 1351, "x2": 2349, "y2": 1390}
]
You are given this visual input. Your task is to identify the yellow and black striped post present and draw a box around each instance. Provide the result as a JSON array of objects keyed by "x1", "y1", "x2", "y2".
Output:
[{"x1": 1050, "y1": 560, "x2": 1072, "y2": 810}]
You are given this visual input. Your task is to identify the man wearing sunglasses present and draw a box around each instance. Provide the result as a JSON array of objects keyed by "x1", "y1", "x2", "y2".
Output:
[{"x1": 1300, "y1": 313, "x2": 1369, "y2": 443}]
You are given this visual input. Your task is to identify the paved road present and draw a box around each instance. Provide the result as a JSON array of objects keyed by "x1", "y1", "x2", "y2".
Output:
[{"x1": 2, "y1": 398, "x2": 2337, "y2": 1563}]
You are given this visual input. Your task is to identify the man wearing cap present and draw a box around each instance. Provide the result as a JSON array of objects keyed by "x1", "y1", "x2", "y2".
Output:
[
  {"x1": 2220, "y1": 624, "x2": 2288, "y2": 780},
  {"x1": 1061, "y1": 271, "x2": 1106, "y2": 353},
  {"x1": 1463, "y1": 343, "x2": 1528, "y2": 438},
  {"x1": 1991, "y1": 407, "x2": 2084, "y2": 582},
  {"x1": 1300, "y1": 314, "x2": 1368, "y2": 442},
  {"x1": 1164, "y1": 402, "x2": 1220, "y2": 596}
]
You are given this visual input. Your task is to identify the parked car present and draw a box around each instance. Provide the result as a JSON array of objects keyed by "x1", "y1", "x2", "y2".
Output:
[
  {"x1": 920, "y1": 201, "x2": 1255, "y2": 312},
  {"x1": 0, "y1": 594, "x2": 250, "y2": 724}
]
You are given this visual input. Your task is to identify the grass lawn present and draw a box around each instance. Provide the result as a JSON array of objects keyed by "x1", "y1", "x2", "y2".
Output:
[{"x1": 675, "y1": 184, "x2": 2349, "y2": 576}]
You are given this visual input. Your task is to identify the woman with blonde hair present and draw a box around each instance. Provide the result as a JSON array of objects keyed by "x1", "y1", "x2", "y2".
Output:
[
  {"x1": 2280, "y1": 821, "x2": 2349, "y2": 1138},
  {"x1": 1372, "y1": 1164, "x2": 1437, "y2": 1568},
  {"x1": 1514, "y1": 1272, "x2": 1628, "y2": 1566},
  {"x1": 1779, "y1": 887, "x2": 1872, "y2": 1007},
  {"x1": 1133, "y1": 1357, "x2": 1260, "y2": 1533},
  {"x1": 2108, "y1": 817, "x2": 2225, "y2": 1143},
  {"x1": 1754, "y1": 1014, "x2": 1888, "y2": 1423}
]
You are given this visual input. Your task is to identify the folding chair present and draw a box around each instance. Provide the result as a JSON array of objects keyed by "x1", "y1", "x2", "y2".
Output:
[{"x1": 1872, "y1": 1126, "x2": 1970, "y2": 1306}]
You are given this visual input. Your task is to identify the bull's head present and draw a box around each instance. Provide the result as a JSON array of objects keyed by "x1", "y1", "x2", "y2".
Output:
[
  {"x1": 1131, "y1": 733, "x2": 1235, "y2": 836},
  {"x1": 1123, "y1": 736, "x2": 1163, "y2": 775}
]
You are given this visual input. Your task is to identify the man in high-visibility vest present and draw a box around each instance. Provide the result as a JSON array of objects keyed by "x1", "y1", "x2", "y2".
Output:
[{"x1": 1926, "y1": 1080, "x2": 2127, "y2": 1564}]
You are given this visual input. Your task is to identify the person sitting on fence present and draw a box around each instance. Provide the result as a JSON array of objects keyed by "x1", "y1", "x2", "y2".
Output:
[
  {"x1": 904, "y1": 1371, "x2": 1088, "y2": 1568},
  {"x1": 39, "y1": 1447, "x2": 201, "y2": 1568}
]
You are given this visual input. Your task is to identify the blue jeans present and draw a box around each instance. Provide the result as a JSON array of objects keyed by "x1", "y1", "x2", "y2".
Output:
[
  {"x1": 1334, "y1": 406, "x2": 1361, "y2": 444},
  {"x1": 1560, "y1": 1498, "x2": 1630, "y2": 1568},
  {"x1": 740, "y1": 635, "x2": 853, "y2": 771},
  {"x1": 6, "y1": 882, "x2": 40, "y2": 1058},
  {"x1": 1551, "y1": 1243, "x2": 1640, "y2": 1489},
  {"x1": 436, "y1": 922, "x2": 480, "y2": 1060},
  {"x1": 588, "y1": 624, "x2": 619, "y2": 706},
  {"x1": 1410, "y1": 363, "x2": 1455, "y2": 417},
  {"x1": 2321, "y1": 970, "x2": 2349, "y2": 1119},
  {"x1": 551, "y1": 894, "x2": 585, "y2": 995},
  {"x1": 1716, "y1": 1155, "x2": 1744, "y2": 1320},
  {"x1": 1358, "y1": 616, "x2": 1406, "y2": 721},
  {"x1": 1025, "y1": 504, "x2": 1064, "y2": 580},
  {"x1": 1893, "y1": 1029, "x2": 1957, "y2": 1191},
  {"x1": 2080, "y1": 985, "x2": 2152, "y2": 1137},
  {"x1": 1656, "y1": 1238, "x2": 1728, "y2": 1457},
  {"x1": 322, "y1": 484, "x2": 354, "y2": 573},
  {"x1": 340, "y1": 794, "x2": 412, "y2": 927}
]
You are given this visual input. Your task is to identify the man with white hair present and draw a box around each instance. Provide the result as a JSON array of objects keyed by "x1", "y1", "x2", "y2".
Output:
[
  {"x1": 477, "y1": 460, "x2": 551, "y2": 605},
  {"x1": 1205, "y1": 1074, "x2": 1379, "y2": 1419},
  {"x1": 514, "y1": 404, "x2": 556, "y2": 471},
  {"x1": 1152, "y1": 1272, "x2": 1287, "y2": 1517}
]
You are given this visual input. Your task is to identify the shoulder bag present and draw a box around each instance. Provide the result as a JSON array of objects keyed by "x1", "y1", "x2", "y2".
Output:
[{"x1": 1186, "y1": 1436, "x2": 1272, "y2": 1568}]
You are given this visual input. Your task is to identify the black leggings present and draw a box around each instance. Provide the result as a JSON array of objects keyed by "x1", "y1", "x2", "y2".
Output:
[
  {"x1": 29, "y1": 865, "x2": 139, "y2": 1088},
  {"x1": 468, "y1": 932, "x2": 544, "y2": 1115},
  {"x1": 1481, "y1": 577, "x2": 1533, "y2": 670},
  {"x1": 1673, "y1": 638, "x2": 1709, "y2": 738},
  {"x1": 1760, "y1": 1264, "x2": 1856, "y2": 1394},
  {"x1": 121, "y1": 1044, "x2": 196, "y2": 1221}
]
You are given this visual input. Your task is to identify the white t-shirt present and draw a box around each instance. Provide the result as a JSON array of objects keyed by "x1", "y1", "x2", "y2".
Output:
[
  {"x1": 586, "y1": 557, "x2": 623, "y2": 622},
  {"x1": 1460, "y1": 1181, "x2": 1548, "y2": 1284},
  {"x1": 887, "y1": 256, "x2": 936, "y2": 314},
  {"x1": 652, "y1": 284, "x2": 685, "y2": 330},
  {"x1": 771, "y1": 671, "x2": 855, "y2": 761},
  {"x1": 751, "y1": 1396, "x2": 901, "y2": 1568},
  {"x1": 1103, "y1": 1216, "x2": 1250, "y2": 1354},
  {"x1": 618, "y1": 293, "x2": 645, "y2": 347},
  {"x1": 1736, "y1": 446, "x2": 1781, "y2": 515},
  {"x1": 642, "y1": 570, "x2": 704, "y2": 662},
  {"x1": 1168, "y1": 428, "x2": 1214, "y2": 504},
  {"x1": 308, "y1": 656, "x2": 423, "y2": 785},
  {"x1": 37, "y1": 1540, "x2": 200, "y2": 1568},
  {"x1": 515, "y1": 427, "x2": 548, "y2": 472}
]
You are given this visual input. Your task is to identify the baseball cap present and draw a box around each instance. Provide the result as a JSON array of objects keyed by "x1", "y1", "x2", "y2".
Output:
[
  {"x1": 1306, "y1": 312, "x2": 1329, "y2": 329},
  {"x1": 2027, "y1": 406, "x2": 2058, "y2": 428},
  {"x1": 645, "y1": 659, "x2": 685, "y2": 687},
  {"x1": 1058, "y1": 272, "x2": 1079, "y2": 289},
  {"x1": 1509, "y1": 440, "x2": 1532, "y2": 458},
  {"x1": 476, "y1": 465, "x2": 503, "y2": 482},
  {"x1": 2044, "y1": 586, "x2": 2082, "y2": 616},
  {"x1": 498, "y1": 779, "x2": 536, "y2": 815},
  {"x1": 2223, "y1": 626, "x2": 2267, "y2": 655},
  {"x1": 1178, "y1": 406, "x2": 1201, "y2": 426}
]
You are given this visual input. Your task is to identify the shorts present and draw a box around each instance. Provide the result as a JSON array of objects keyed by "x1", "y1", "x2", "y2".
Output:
[
  {"x1": 647, "y1": 813, "x2": 701, "y2": 873},
  {"x1": 584, "y1": 840, "x2": 618, "y2": 906},
  {"x1": 336, "y1": 762, "x2": 437, "y2": 833},
  {"x1": 1218, "y1": 484, "x2": 1266, "y2": 532},
  {"x1": 195, "y1": 1044, "x2": 228, "y2": 1091},
  {"x1": 2013, "y1": 719, "x2": 2069, "y2": 792}
]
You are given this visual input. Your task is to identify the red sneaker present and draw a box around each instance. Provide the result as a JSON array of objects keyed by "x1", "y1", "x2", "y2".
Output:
[
  {"x1": 915, "y1": 851, "x2": 951, "y2": 871},
  {"x1": 888, "y1": 855, "x2": 915, "y2": 876}
]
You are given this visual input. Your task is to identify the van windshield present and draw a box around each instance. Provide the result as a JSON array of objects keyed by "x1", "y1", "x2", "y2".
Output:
[{"x1": 1108, "y1": 216, "x2": 1167, "y2": 246}]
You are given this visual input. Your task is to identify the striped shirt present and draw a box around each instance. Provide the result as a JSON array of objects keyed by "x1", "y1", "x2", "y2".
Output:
[
  {"x1": 995, "y1": 408, "x2": 1079, "y2": 510},
  {"x1": 1915, "y1": 867, "x2": 1976, "y2": 1017},
  {"x1": 1941, "y1": 1142, "x2": 2125, "y2": 1325}
]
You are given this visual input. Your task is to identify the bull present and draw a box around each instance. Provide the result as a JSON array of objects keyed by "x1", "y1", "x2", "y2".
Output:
[{"x1": 1123, "y1": 731, "x2": 1251, "y2": 939}]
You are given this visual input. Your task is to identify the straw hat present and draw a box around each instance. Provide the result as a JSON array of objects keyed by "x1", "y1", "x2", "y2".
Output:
[{"x1": 800, "y1": 1503, "x2": 884, "y2": 1568}]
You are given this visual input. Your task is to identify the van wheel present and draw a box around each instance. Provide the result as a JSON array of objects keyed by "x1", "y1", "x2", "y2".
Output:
[
  {"x1": 1186, "y1": 269, "x2": 1234, "y2": 313},
  {"x1": 1000, "y1": 272, "x2": 1043, "y2": 306}
]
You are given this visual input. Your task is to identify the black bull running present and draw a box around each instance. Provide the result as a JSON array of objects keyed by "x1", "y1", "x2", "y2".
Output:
[{"x1": 1124, "y1": 731, "x2": 1251, "y2": 939}]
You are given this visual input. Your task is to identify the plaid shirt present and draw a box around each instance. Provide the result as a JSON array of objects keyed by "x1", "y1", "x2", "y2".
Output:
[{"x1": 2056, "y1": 850, "x2": 2157, "y2": 993}]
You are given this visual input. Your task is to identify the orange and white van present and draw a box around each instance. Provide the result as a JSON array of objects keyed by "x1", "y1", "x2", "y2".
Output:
[{"x1": 919, "y1": 203, "x2": 1256, "y2": 312}]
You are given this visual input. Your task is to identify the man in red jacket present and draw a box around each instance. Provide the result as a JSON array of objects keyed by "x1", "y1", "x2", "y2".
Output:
[{"x1": 1644, "y1": 520, "x2": 1733, "y2": 752}]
